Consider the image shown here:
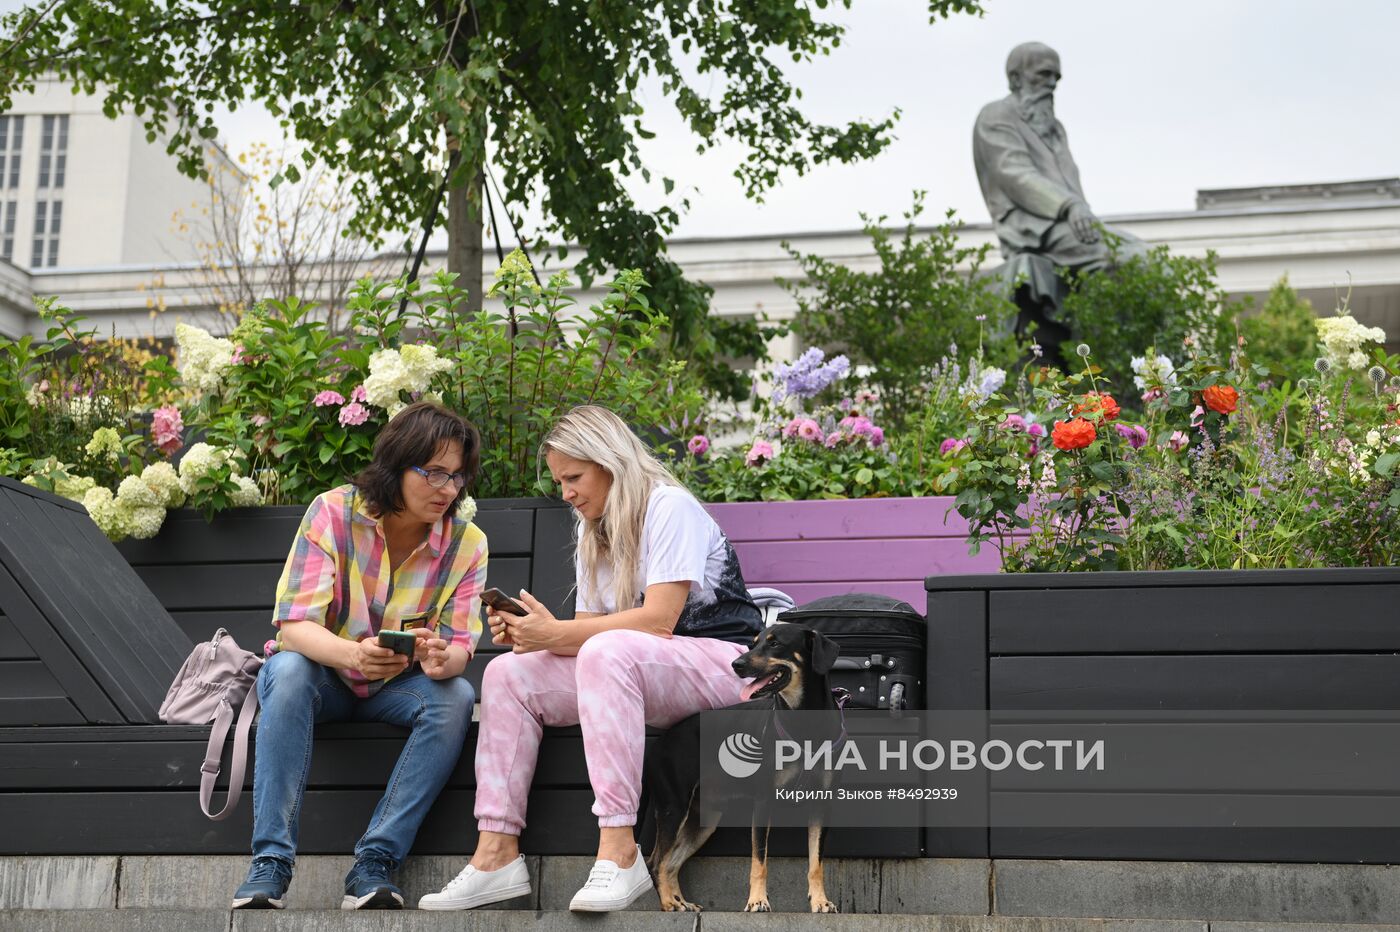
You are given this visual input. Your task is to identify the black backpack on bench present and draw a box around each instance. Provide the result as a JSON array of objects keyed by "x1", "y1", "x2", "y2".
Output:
[{"x1": 776, "y1": 593, "x2": 925, "y2": 712}]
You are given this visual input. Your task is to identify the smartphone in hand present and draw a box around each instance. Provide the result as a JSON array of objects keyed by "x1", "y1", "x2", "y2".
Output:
[
  {"x1": 481, "y1": 587, "x2": 529, "y2": 617},
  {"x1": 377, "y1": 629, "x2": 418, "y2": 656}
]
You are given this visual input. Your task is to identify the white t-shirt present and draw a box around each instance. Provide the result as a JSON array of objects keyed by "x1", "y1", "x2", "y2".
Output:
[{"x1": 574, "y1": 484, "x2": 760, "y2": 641}]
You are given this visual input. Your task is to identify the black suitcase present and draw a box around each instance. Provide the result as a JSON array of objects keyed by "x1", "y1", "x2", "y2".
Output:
[{"x1": 776, "y1": 593, "x2": 925, "y2": 712}]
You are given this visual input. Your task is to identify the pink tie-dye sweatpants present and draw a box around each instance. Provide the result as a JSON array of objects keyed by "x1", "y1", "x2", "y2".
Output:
[{"x1": 473, "y1": 628, "x2": 748, "y2": 834}]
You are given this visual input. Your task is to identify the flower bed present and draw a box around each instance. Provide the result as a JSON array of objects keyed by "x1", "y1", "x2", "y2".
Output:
[{"x1": 708, "y1": 496, "x2": 1004, "y2": 608}]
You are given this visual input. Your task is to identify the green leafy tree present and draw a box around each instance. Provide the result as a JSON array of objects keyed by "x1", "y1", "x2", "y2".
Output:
[
  {"x1": 1237, "y1": 275, "x2": 1320, "y2": 379},
  {"x1": 0, "y1": 0, "x2": 983, "y2": 399},
  {"x1": 784, "y1": 192, "x2": 1018, "y2": 428}
]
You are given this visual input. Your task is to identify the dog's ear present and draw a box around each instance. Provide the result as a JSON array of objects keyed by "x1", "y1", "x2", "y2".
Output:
[{"x1": 807, "y1": 629, "x2": 840, "y2": 675}]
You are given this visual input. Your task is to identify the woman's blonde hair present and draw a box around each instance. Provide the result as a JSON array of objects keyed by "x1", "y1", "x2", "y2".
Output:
[{"x1": 542, "y1": 405, "x2": 694, "y2": 614}]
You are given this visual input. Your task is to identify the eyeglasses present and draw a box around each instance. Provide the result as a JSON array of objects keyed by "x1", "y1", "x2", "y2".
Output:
[{"x1": 408, "y1": 465, "x2": 467, "y2": 489}]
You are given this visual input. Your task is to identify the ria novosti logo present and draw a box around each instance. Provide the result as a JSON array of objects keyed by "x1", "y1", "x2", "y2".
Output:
[{"x1": 717, "y1": 732, "x2": 763, "y2": 778}]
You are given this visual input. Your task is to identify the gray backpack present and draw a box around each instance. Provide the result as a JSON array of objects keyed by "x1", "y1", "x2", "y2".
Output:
[{"x1": 159, "y1": 628, "x2": 265, "y2": 820}]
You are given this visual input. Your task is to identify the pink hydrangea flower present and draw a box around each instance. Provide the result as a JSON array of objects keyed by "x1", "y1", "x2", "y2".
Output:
[
  {"x1": 1167, "y1": 430, "x2": 1190, "y2": 453},
  {"x1": 796, "y1": 418, "x2": 824, "y2": 443},
  {"x1": 1027, "y1": 422, "x2": 1047, "y2": 439},
  {"x1": 151, "y1": 404, "x2": 183, "y2": 456},
  {"x1": 338, "y1": 402, "x2": 370, "y2": 427},
  {"x1": 313, "y1": 389, "x2": 346, "y2": 408},
  {"x1": 251, "y1": 414, "x2": 270, "y2": 427},
  {"x1": 745, "y1": 440, "x2": 774, "y2": 467},
  {"x1": 999, "y1": 414, "x2": 1028, "y2": 432},
  {"x1": 1114, "y1": 423, "x2": 1150, "y2": 450},
  {"x1": 687, "y1": 435, "x2": 709, "y2": 456},
  {"x1": 939, "y1": 438, "x2": 968, "y2": 457},
  {"x1": 350, "y1": 384, "x2": 368, "y2": 404},
  {"x1": 231, "y1": 344, "x2": 247, "y2": 366}
]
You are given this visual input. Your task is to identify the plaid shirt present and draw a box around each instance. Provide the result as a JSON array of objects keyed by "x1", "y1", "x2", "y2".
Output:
[{"x1": 270, "y1": 484, "x2": 487, "y2": 697}]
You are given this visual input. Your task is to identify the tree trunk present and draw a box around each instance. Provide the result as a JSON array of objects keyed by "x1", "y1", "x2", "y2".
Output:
[{"x1": 446, "y1": 165, "x2": 485, "y2": 314}]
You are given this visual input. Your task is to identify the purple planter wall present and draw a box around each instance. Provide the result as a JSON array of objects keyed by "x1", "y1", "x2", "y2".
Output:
[{"x1": 706, "y1": 496, "x2": 1003, "y2": 608}]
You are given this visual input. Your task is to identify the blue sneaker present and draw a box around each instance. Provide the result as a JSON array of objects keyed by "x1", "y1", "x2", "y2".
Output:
[
  {"x1": 232, "y1": 856, "x2": 293, "y2": 909},
  {"x1": 342, "y1": 854, "x2": 404, "y2": 910}
]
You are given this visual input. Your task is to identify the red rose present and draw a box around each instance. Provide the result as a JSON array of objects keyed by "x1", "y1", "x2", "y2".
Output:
[
  {"x1": 1073, "y1": 392, "x2": 1120, "y2": 421},
  {"x1": 1052, "y1": 418, "x2": 1098, "y2": 452},
  {"x1": 1203, "y1": 384, "x2": 1239, "y2": 415}
]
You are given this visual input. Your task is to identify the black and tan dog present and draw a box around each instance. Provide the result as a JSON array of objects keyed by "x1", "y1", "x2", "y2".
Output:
[{"x1": 642, "y1": 622, "x2": 844, "y2": 913}]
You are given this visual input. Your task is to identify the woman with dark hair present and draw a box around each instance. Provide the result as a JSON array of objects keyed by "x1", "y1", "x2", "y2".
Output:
[{"x1": 232, "y1": 401, "x2": 487, "y2": 911}]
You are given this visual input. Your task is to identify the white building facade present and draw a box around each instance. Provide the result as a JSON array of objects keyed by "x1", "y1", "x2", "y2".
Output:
[
  {"x1": 0, "y1": 164, "x2": 1396, "y2": 359},
  {"x1": 0, "y1": 78, "x2": 232, "y2": 273}
]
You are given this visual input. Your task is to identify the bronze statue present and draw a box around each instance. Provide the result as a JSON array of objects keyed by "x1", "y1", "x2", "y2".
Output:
[{"x1": 973, "y1": 42, "x2": 1146, "y2": 359}]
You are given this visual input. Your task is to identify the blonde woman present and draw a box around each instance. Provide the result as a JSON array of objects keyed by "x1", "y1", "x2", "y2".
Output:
[{"x1": 420, "y1": 405, "x2": 762, "y2": 913}]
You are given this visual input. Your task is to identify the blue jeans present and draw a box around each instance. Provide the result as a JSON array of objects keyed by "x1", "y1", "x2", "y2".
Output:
[{"x1": 250, "y1": 650, "x2": 475, "y2": 864}]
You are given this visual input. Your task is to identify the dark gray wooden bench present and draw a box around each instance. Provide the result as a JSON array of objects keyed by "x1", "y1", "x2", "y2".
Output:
[{"x1": 0, "y1": 477, "x2": 917, "y2": 858}]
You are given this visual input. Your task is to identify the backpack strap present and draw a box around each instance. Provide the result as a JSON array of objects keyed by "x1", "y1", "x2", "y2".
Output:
[{"x1": 198, "y1": 685, "x2": 260, "y2": 821}]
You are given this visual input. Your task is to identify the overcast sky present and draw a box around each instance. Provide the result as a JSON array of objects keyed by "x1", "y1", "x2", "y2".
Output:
[
  {"x1": 607, "y1": 0, "x2": 1400, "y2": 238},
  {"x1": 16, "y1": 0, "x2": 1400, "y2": 241}
]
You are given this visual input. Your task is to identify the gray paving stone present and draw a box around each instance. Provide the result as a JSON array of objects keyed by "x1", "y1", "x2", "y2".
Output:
[
  {"x1": 0, "y1": 909, "x2": 227, "y2": 932},
  {"x1": 537, "y1": 855, "x2": 880, "y2": 913},
  {"x1": 881, "y1": 859, "x2": 991, "y2": 915},
  {"x1": 699, "y1": 915, "x2": 1206, "y2": 931},
  {"x1": 233, "y1": 911, "x2": 696, "y2": 931},
  {"x1": 1212, "y1": 925, "x2": 1400, "y2": 932},
  {"x1": 118, "y1": 855, "x2": 537, "y2": 910},
  {"x1": 0, "y1": 857, "x2": 118, "y2": 909},
  {"x1": 994, "y1": 859, "x2": 1400, "y2": 924}
]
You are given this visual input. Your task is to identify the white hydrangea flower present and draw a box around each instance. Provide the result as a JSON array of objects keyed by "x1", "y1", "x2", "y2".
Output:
[
  {"x1": 175, "y1": 322, "x2": 236, "y2": 394},
  {"x1": 229, "y1": 475, "x2": 264, "y2": 507},
  {"x1": 55, "y1": 473, "x2": 97, "y2": 502},
  {"x1": 85, "y1": 427, "x2": 123, "y2": 462},
  {"x1": 177, "y1": 442, "x2": 233, "y2": 493},
  {"x1": 82, "y1": 487, "x2": 130, "y2": 541},
  {"x1": 122, "y1": 502, "x2": 166, "y2": 540},
  {"x1": 399, "y1": 344, "x2": 453, "y2": 380},
  {"x1": 457, "y1": 494, "x2": 477, "y2": 524},
  {"x1": 364, "y1": 345, "x2": 453, "y2": 411},
  {"x1": 363, "y1": 349, "x2": 414, "y2": 410},
  {"x1": 117, "y1": 473, "x2": 161, "y2": 509},
  {"x1": 140, "y1": 461, "x2": 186, "y2": 508},
  {"x1": 1316, "y1": 316, "x2": 1387, "y2": 371}
]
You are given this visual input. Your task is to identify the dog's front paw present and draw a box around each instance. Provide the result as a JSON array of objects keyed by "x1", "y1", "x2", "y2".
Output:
[
  {"x1": 661, "y1": 893, "x2": 703, "y2": 912},
  {"x1": 744, "y1": 897, "x2": 771, "y2": 912},
  {"x1": 811, "y1": 898, "x2": 839, "y2": 913}
]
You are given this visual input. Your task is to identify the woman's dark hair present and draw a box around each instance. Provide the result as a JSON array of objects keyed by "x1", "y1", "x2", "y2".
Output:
[{"x1": 352, "y1": 401, "x2": 481, "y2": 519}]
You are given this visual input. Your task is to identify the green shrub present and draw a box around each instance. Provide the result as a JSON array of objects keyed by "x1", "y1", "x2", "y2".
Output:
[
  {"x1": 1238, "y1": 276, "x2": 1319, "y2": 379},
  {"x1": 1060, "y1": 240, "x2": 1228, "y2": 404},
  {"x1": 784, "y1": 192, "x2": 1018, "y2": 429}
]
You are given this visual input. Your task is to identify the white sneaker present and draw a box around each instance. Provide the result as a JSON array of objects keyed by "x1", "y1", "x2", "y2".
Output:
[
  {"x1": 568, "y1": 845, "x2": 653, "y2": 912},
  {"x1": 417, "y1": 856, "x2": 532, "y2": 910}
]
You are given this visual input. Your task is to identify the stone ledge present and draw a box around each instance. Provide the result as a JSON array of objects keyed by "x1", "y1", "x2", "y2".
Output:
[
  {"x1": 0, "y1": 857, "x2": 118, "y2": 909},
  {"x1": 995, "y1": 859, "x2": 1400, "y2": 925}
]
